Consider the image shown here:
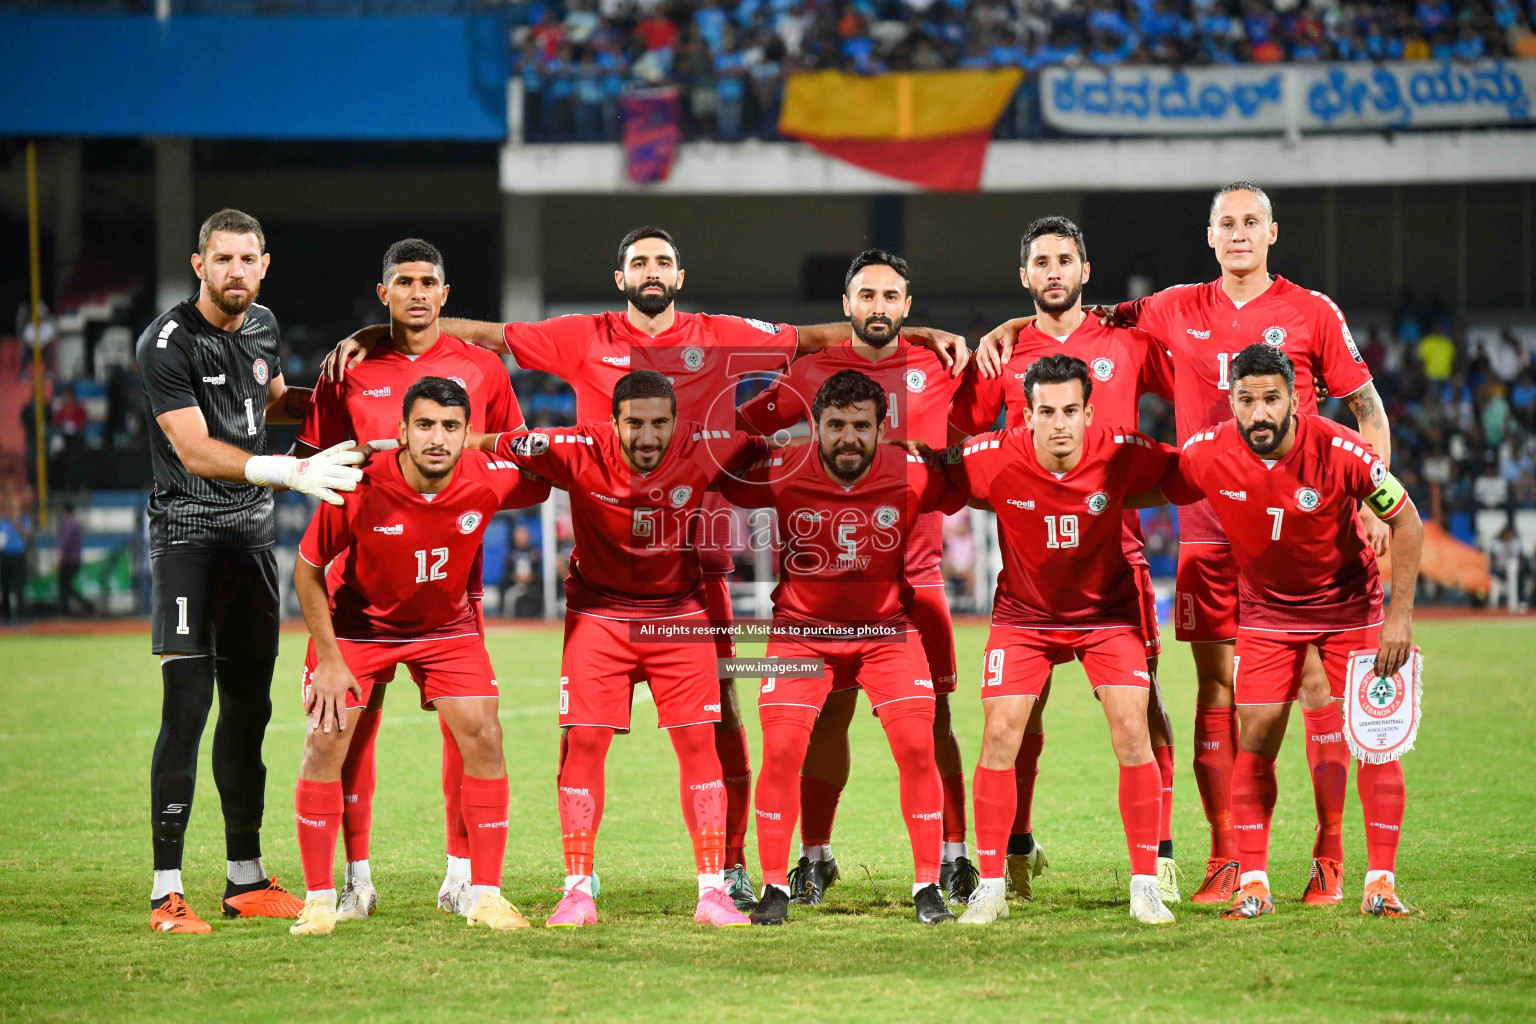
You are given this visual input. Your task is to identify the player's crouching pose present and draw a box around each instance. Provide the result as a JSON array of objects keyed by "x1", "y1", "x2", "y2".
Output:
[
  {"x1": 722, "y1": 370, "x2": 963, "y2": 926},
  {"x1": 1152, "y1": 345, "x2": 1422, "y2": 919},
  {"x1": 487, "y1": 370, "x2": 772, "y2": 929},
  {"x1": 943, "y1": 355, "x2": 1184, "y2": 926},
  {"x1": 289, "y1": 377, "x2": 550, "y2": 936}
]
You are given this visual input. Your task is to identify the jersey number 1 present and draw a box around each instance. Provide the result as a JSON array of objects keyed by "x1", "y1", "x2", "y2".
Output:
[{"x1": 415, "y1": 547, "x2": 449, "y2": 582}]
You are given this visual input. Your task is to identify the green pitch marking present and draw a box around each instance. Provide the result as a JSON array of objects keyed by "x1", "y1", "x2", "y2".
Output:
[{"x1": 1, "y1": 621, "x2": 1533, "y2": 1023}]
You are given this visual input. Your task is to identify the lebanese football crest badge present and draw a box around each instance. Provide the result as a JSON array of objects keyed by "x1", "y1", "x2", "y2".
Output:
[
  {"x1": 1295, "y1": 486, "x2": 1321, "y2": 511},
  {"x1": 252, "y1": 358, "x2": 269, "y2": 385},
  {"x1": 1262, "y1": 326, "x2": 1287, "y2": 347},
  {"x1": 874, "y1": 505, "x2": 899, "y2": 528},
  {"x1": 1090, "y1": 357, "x2": 1115, "y2": 382},
  {"x1": 1086, "y1": 491, "x2": 1109, "y2": 515},
  {"x1": 905, "y1": 369, "x2": 928, "y2": 393},
  {"x1": 669, "y1": 484, "x2": 693, "y2": 507},
  {"x1": 457, "y1": 510, "x2": 483, "y2": 534},
  {"x1": 681, "y1": 346, "x2": 705, "y2": 371}
]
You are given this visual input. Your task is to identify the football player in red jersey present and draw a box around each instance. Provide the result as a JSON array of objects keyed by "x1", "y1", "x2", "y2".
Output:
[
  {"x1": 323, "y1": 226, "x2": 969, "y2": 909},
  {"x1": 737, "y1": 250, "x2": 976, "y2": 907},
  {"x1": 295, "y1": 239, "x2": 528, "y2": 922},
  {"x1": 487, "y1": 370, "x2": 772, "y2": 929},
  {"x1": 720, "y1": 369, "x2": 962, "y2": 926},
  {"x1": 289, "y1": 377, "x2": 551, "y2": 937},
  {"x1": 980, "y1": 185, "x2": 1395, "y2": 904},
  {"x1": 1151, "y1": 345, "x2": 1422, "y2": 918},
  {"x1": 943, "y1": 355, "x2": 1184, "y2": 926},
  {"x1": 949, "y1": 218, "x2": 1181, "y2": 904}
]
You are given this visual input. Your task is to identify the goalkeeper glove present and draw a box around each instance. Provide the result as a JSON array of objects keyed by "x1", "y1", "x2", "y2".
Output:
[{"x1": 245, "y1": 440, "x2": 366, "y2": 506}]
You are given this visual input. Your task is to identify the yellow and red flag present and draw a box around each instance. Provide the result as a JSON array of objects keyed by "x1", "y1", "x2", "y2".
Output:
[{"x1": 778, "y1": 69, "x2": 1024, "y2": 192}]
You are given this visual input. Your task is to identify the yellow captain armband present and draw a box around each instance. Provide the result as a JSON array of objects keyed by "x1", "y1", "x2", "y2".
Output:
[{"x1": 1364, "y1": 465, "x2": 1409, "y2": 519}]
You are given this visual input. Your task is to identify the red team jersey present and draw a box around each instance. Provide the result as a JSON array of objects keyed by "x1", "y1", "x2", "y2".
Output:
[
  {"x1": 493, "y1": 420, "x2": 769, "y2": 619},
  {"x1": 718, "y1": 443, "x2": 958, "y2": 632},
  {"x1": 298, "y1": 451, "x2": 550, "y2": 641},
  {"x1": 502, "y1": 311, "x2": 796, "y2": 572},
  {"x1": 737, "y1": 337, "x2": 959, "y2": 585},
  {"x1": 1120, "y1": 276, "x2": 1374, "y2": 541},
  {"x1": 298, "y1": 333, "x2": 524, "y2": 448},
  {"x1": 1164, "y1": 414, "x2": 1400, "y2": 631},
  {"x1": 943, "y1": 423, "x2": 1179, "y2": 629},
  {"x1": 950, "y1": 319, "x2": 1174, "y2": 568}
]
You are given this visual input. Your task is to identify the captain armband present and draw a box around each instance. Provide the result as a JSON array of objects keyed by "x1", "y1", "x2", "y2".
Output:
[{"x1": 1363, "y1": 465, "x2": 1410, "y2": 520}]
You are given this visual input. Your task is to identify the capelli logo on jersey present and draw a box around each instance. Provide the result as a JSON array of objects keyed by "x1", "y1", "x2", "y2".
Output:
[
  {"x1": 1220, "y1": 489, "x2": 1248, "y2": 502},
  {"x1": 916, "y1": 679, "x2": 934, "y2": 689},
  {"x1": 601, "y1": 355, "x2": 632, "y2": 368},
  {"x1": 689, "y1": 779, "x2": 723, "y2": 791},
  {"x1": 362, "y1": 387, "x2": 392, "y2": 398},
  {"x1": 1006, "y1": 499, "x2": 1035, "y2": 510},
  {"x1": 912, "y1": 811, "x2": 943, "y2": 821},
  {"x1": 1133, "y1": 670, "x2": 1151, "y2": 682},
  {"x1": 373, "y1": 524, "x2": 404, "y2": 535},
  {"x1": 590, "y1": 491, "x2": 619, "y2": 504},
  {"x1": 1186, "y1": 328, "x2": 1211, "y2": 339},
  {"x1": 201, "y1": 374, "x2": 226, "y2": 385}
]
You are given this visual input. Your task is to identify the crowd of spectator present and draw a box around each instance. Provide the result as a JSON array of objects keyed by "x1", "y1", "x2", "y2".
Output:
[{"x1": 513, "y1": 0, "x2": 1536, "y2": 141}]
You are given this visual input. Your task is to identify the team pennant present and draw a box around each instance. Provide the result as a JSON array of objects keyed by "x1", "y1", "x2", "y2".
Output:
[{"x1": 1343, "y1": 647, "x2": 1424, "y2": 764}]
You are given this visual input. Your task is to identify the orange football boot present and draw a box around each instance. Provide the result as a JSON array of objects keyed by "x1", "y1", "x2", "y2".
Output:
[
  {"x1": 150, "y1": 892, "x2": 212, "y2": 933},
  {"x1": 1221, "y1": 880, "x2": 1276, "y2": 920},
  {"x1": 1361, "y1": 877, "x2": 1410, "y2": 917},
  {"x1": 222, "y1": 876, "x2": 305, "y2": 918},
  {"x1": 1302, "y1": 858, "x2": 1344, "y2": 905},
  {"x1": 1191, "y1": 858, "x2": 1240, "y2": 904}
]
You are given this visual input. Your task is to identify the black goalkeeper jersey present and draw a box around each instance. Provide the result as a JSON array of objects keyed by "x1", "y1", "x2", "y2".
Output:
[{"x1": 135, "y1": 297, "x2": 282, "y2": 555}]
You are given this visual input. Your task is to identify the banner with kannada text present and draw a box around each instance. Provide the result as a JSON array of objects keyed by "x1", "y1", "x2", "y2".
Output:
[{"x1": 1042, "y1": 59, "x2": 1535, "y2": 135}]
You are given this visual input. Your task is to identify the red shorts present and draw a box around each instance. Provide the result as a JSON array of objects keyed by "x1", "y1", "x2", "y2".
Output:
[
  {"x1": 701, "y1": 574, "x2": 736, "y2": 660},
  {"x1": 1233, "y1": 623, "x2": 1382, "y2": 705},
  {"x1": 1133, "y1": 563, "x2": 1162, "y2": 657},
  {"x1": 1175, "y1": 544, "x2": 1239, "y2": 643},
  {"x1": 302, "y1": 634, "x2": 497, "y2": 711},
  {"x1": 981, "y1": 624, "x2": 1151, "y2": 700},
  {"x1": 560, "y1": 611, "x2": 721, "y2": 732},
  {"x1": 760, "y1": 632, "x2": 936, "y2": 722},
  {"x1": 829, "y1": 585, "x2": 957, "y2": 697}
]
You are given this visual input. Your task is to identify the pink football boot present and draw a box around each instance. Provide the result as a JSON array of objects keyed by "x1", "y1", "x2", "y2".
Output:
[
  {"x1": 544, "y1": 883, "x2": 598, "y2": 928},
  {"x1": 694, "y1": 886, "x2": 750, "y2": 927}
]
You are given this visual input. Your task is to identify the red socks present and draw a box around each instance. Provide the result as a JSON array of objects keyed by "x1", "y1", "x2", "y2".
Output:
[
  {"x1": 441, "y1": 715, "x2": 470, "y2": 861},
  {"x1": 1152, "y1": 743, "x2": 1175, "y2": 846},
  {"x1": 798, "y1": 774, "x2": 842, "y2": 848},
  {"x1": 339, "y1": 709, "x2": 380, "y2": 862},
  {"x1": 1193, "y1": 705, "x2": 1238, "y2": 859},
  {"x1": 885, "y1": 713, "x2": 942, "y2": 886},
  {"x1": 460, "y1": 775, "x2": 510, "y2": 887},
  {"x1": 971, "y1": 765, "x2": 1015, "y2": 879},
  {"x1": 1357, "y1": 758, "x2": 1406, "y2": 872},
  {"x1": 558, "y1": 727, "x2": 612, "y2": 879},
  {"x1": 1230, "y1": 750, "x2": 1278, "y2": 876},
  {"x1": 1012, "y1": 731, "x2": 1043, "y2": 836},
  {"x1": 715, "y1": 724, "x2": 752, "y2": 869},
  {"x1": 672, "y1": 724, "x2": 727, "y2": 876},
  {"x1": 941, "y1": 771, "x2": 967, "y2": 845},
  {"x1": 295, "y1": 778, "x2": 343, "y2": 892},
  {"x1": 1119, "y1": 762, "x2": 1162, "y2": 876},
  {"x1": 1303, "y1": 704, "x2": 1350, "y2": 862},
  {"x1": 757, "y1": 715, "x2": 815, "y2": 886}
]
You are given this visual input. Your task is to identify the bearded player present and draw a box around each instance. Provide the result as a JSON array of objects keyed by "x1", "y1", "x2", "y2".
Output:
[
  {"x1": 289, "y1": 377, "x2": 550, "y2": 936},
  {"x1": 486, "y1": 370, "x2": 775, "y2": 928},
  {"x1": 981, "y1": 184, "x2": 1394, "y2": 905},
  {"x1": 295, "y1": 239, "x2": 526, "y2": 921},
  {"x1": 325, "y1": 226, "x2": 968, "y2": 908},
  {"x1": 1151, "y1": 346, "x2": 1422, "y2": 918},
  {"x1": 737, "y1": 251, "x2": 975, "y2": 906},
  {"x1": 943, "y1": 355, "x2": 1183, "y2": 926},
  {"x1": 950, "y1": 217, "x2": 1181, "y2": 904},
  {"x1": 721, "y1": 370, "x2": 962, "y2": 926}
]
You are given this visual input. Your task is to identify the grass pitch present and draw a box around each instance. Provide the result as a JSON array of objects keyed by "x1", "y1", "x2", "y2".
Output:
[{"x1": 1, "y1": 619, "x2": 1533, "y2": 1023}]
